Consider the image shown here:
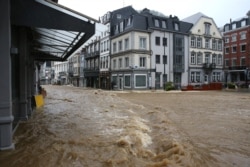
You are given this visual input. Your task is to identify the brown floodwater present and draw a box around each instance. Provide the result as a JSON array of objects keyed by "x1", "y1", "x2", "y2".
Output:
[{"x1": 0, "y1": 86, "x2": 249, "y2": 167}]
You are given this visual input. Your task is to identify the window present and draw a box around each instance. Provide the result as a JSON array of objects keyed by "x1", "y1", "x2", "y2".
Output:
[
  {"x1": 163, "y1": 37, "x2": 167, "y2": 46},
  {"x1": 225, "y1": 47, "x2": 230, "y2": 54},
  {"x1": 217, "y1": 54, "x2": 222, "y2": 65},
  {"x1": 107, "y1": 40, "x2": 110, "y2": 50},
  {"x1": 212, "y1": 54, "x2": 216, "y2": 64},
  {"x1": 216, "y1": 72, "x2": 221, "y2": 82},
  {"x1": 100, "y1": 42, "x2": 103, "y2": 52},
  {"x1": 118, "y1": 40, "x2": 122, "y2": 51},
  {"x1": 125, "y1": 57, "x2": 129, "y2": 67},
  {"x1": 163, "y1": 55, "x2": 167, "y2": 64},
  {"x1": 103, "y1": 41, "x2": 106, "y2": 52},
  {"x1": 119, "y1": 58, "x2": 122, "y2": 68},
  {"x1": 241, "y1": 57, "x2": 246, "y2": 66},
  {"x1": 241, "y1": 20, "x2": 246, "y2": 27},
  {"x1": 191, "y1": 72, "x2": 201, "y2": 83},
  {"x1": 113, "y1": 59, "x2": 117, "y2": 69},
  {"x1": 196, "y1": 72, "x2": 201, "y2": 82},
  {"x1": 191, "y1": 72, "x2": 195, "y2": 82},
  {"x1": 232, "y1": 23, "x2": 236, "y2": 29},
  {"x1": 197, "y1": 37, "x2": 202, "y2": 48},
  {"x1": 240, "y1": 32, "x2": 246, "y2": 40},
  {"x1": 155, "y1": 36, "x2": 160, "y2": 45},
  {"x1": 204, "y1": 23, "x2": 211, "y2": 35},
  {"x1": 175, "y1": 55, "x2": 183, "y2": 65},
  {"x1": 139, "y1": 37, "x2": 147, "y2": 49},
  {"x1": 197, "y1": 52, "x2": 203, "y2": 64},
  {"x1": 225, "y1": 37, "x2": 229, "y2": 43},
  {"x1": 212, "y1": 72, "x2": 221, "y2": 82},
  {"x1": 231, "y1": 34, "x2": 237, "y2": 42},
  {"x1": 212, "y1": 39, "x2": 217, "y2": 50},
  {"x1": 191, "y1": 36, "x2": 196, "y2": 47},
  {"x1": 126, "y1": 17, "x2": 131, "y2": 27},
  {"x1": 139, "y1": 57, "x2": 146, "y2": 67},
  {"x1": 205, "y1": 53, "x2": 210, "y2": 63},
  {"x1": 135, "y1": 75, "x2": 147, "y2": 87},
  {"x1": 218, "y1": 40, "x2": 222, "y2": 51},
  {"x1": 112, "y1": 76, "x2": 117, "y2": 85},
  {"x1": 241, "y1": 44, "x2": 246, "y2": 52},
  {"x1": 124, "y1": 75, "x2": 131, "y2": 87},
  {"x1": 174, "y1": 23, "x2": 179, "y2": 31},
  {"x1": 117, "y1": 14, "x2": 121, "y2": 19},
  {"x1": 113, "y1": 42, "x2": 117, "y2": 53},
  {"x1": 124, "y1": 38, "x2": 129, "y2": 50},
  {"x1": 204, "y1": 75, "x2": 208, "y2": 83},
  {"x1": 106, "y1": 57, "x2": 108, "y2": 68},
  {"x1": 225, "y1": 25, "x2": 229, "y2": 31},
  {"x1": 120, "y1": 21, "x2": 124, "y2": 32},
  {"x1": 155, "y1": 19, "x2": 160, "y2": 27},
  {"x1": 232, "y1": 46, "x2": 237, "y2": 53},
  {"x1": 114, "y1": 25, "x2": 119, "y2": 34},
  {"x1": 156, "y1": 55, "x2": 160, "y2": 64},
  {"x1": 175, "y1": 37, "x2": 184, "y2": 52},
  {"x1": 205, "y1": 38, "x2": 210, "y2": 49},
  {"x1": 225, "y1": 59, "x2": 229, "y2": 67},
  {"x1": 191, "y1": 52, "x2": 196, "y2": 64},
  {"x1": 232, "y1": 59, "x2": 237, "y2": 66},
  {"x1": 162, "y1": 20, "x2": 167, "y2": 28}
]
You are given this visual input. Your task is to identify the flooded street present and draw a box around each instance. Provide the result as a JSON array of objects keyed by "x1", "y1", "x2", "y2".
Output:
[{"x1": 0, "y1": 86, "x2": 250, "y2": 167}]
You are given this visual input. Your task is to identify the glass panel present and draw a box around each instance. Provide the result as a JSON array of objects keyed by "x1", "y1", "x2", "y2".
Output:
[{"x1": 135, "y1": 75, "x2": 146, "y2": 87}]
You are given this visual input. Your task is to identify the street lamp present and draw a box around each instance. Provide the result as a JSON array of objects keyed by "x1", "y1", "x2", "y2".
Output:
[
  {"x1": 245, "y1": 68, "x2": 248, "y2": 88},
  {"x1": 130, "y1": 65, "x2": 137, "y2": 90}
]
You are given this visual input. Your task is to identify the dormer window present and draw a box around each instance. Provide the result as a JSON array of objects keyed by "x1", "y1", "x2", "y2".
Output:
[
  {"x1": 224, "y1": 25, "x2": 229, "y2": 32},
  {"x1": 126, "y1": 17, "x2": 131, "y2": 26},
  {"x1": 204, "y1": 22, "x2": 211, "y2": 35},
  {"x1": 155, "y1": 19, "x2": 160, "y2": 27},
  {"x1": 232, "y1": 23, "x2": 236, "y2": 29},
  {"x1": 120, "y1": 21, "x2": 124, "y2": 32},
  {"x1": 241, "y1": 20, "x2": 246, "y2": 27},
  {"x1": 114, "y1": 25, "x2": 119, "y2": 34},
  {"x1": 174, "y1": 23, "x2": 179, "y2": 31},
  {"x1": 162, "y1": 20, "x2": 167, "y2": 28},
  {"x1": 117, "y1": 14, "x2": 121, "y2": 19}
]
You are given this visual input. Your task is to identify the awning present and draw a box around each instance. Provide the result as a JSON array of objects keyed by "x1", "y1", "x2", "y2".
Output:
[{"x1": 11, "y1": 0, "x2": 97, "y2": 61}]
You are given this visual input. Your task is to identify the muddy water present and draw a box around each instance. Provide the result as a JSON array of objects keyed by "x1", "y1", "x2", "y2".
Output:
[{"x1": 0, "y1": 86, "x2": 248, "y2": 166}]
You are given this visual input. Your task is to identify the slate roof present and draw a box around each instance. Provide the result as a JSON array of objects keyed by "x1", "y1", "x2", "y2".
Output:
[
  {"x1": 182, "y1": 12, "x2": 209, "y2": 25},
  {"x1": 140, "y1": 8, "x2": 193, "y2": 34},
  {"x1": 110, "y1": 7, "x2": 193, "y2": 37},
  {"x1": 110, "y1": 6, "x2": 138, "y2": 26}
]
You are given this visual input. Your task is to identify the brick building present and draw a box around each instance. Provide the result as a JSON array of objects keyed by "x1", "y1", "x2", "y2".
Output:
[{"x1": 223, "y1": 13, "x2": 250, "y2": 87}]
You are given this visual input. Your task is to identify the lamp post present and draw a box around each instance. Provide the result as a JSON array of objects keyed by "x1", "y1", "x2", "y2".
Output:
[
  {"x1": 245, "y1": 68, "x2": 248, "y2": 88},
  {"x1": 130, "y1": 65, "x2": 137, "y2": 90}
]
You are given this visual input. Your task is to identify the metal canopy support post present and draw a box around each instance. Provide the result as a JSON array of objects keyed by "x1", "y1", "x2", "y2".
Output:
[
  {"x1": 0, "y1": 0, "x2": 15, "y2": 150},
  {"x1": 19, "y1": 27, "x2": 29, "y2": 121}
]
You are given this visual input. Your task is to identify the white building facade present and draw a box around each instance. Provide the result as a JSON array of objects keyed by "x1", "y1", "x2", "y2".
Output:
[
  {"x1": 53, "y1": 61, "x2": 69, "y2": 85},
  {"x1": 183, "y1": 13, "x2": 224, "y2": 89}
]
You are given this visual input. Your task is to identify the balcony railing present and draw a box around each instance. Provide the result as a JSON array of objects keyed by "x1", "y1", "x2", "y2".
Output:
[
  {"x1": 228, "y1": 65, "x2": 247, "y2": 70},
  {"x1": 203, "y1": 63, "x2": 216, "y2": 70},
  {"x1": 83, "y1": 67, "x2": 99, "y2": 72},
  {"x1": 84, "y1": 50, "x2": 100, "y2": 59}
]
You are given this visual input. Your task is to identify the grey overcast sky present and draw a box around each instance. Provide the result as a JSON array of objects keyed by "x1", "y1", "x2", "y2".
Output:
[{"x1": 59, "y1": 0, "x2": 250, "y2": 28}]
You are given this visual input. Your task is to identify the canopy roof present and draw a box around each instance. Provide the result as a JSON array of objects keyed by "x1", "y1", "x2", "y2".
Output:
[{"x1": 11, "y1": 0, "x2": 97, "y2": 61}]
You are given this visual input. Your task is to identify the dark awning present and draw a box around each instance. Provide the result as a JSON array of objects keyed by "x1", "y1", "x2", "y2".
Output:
[{"x1": 11, "y1": 0, "x2": 97, "y2": 61}]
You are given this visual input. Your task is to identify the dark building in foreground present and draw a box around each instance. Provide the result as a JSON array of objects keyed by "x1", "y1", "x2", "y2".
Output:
[{"x1": 0, "y1": 0, "x2": 96, "y2": 150}]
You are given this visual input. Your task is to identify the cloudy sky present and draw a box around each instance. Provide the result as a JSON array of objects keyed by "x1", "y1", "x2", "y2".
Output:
[{"x1": 59, "y1": 0, "x2": 250, "y2": 28}]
